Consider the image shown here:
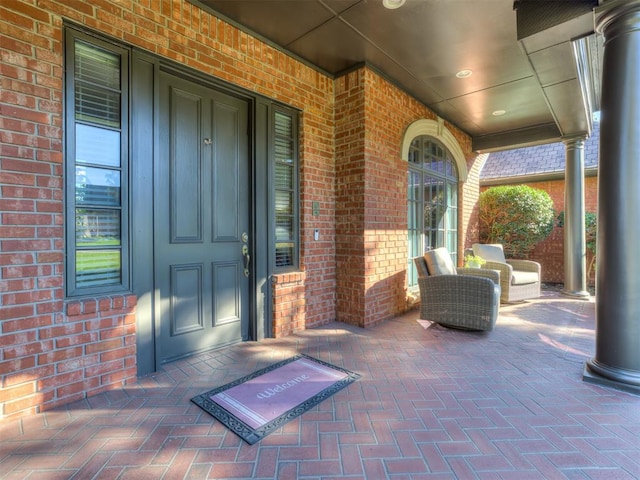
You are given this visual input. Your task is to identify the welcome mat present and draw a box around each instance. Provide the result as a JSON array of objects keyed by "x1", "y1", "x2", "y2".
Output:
[{"x1": 191, "y1": 354, "x2": 360, "y2": 444}]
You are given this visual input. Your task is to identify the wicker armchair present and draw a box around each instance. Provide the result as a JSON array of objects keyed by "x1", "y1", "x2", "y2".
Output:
[
  {"x1": 413, "y1": 248, "x2": 501, "y2": 331},
  {"x1": 472, "y1": 243, "x2": 541, "y2": 304}
]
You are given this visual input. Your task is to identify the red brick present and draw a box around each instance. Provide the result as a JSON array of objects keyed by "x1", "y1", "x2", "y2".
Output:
[
  {"x1": 1, "y1": 315, "x2": 52, "y2": 333},
  {"x1": 85, "y1": 338, "x2": 124, "y2": 355},
  {"x1": 100, "y1": 345, "x2": 135, "y2": 363},
  {"x1": 0, "y1": 277, "x2": 36, "y2": 293},
  {"x1": 56, "y1": 354, "x2": 100, "y2": 375},
  {"x1": 4, "y1": 365, "x2": 55, "y2": 388},
  {"x1": 3, "y1": 391, "x2": 52, "y2": 416},
  {"x1": 0, "y1": 356, "x2": 36, "y2": 375},
  {"x1": 3, "y1": 339, "x2": 54, "y2": 360},
  {"x1": 84, "y1": 359, "x2": 124, "y2": 378},
  {"x1": 37, "y1": 346, "x2": 83, "y2": 365},
  {"x1": 55, "y1": 332, "x2": 98, "y2": 349},
  {"x1": 56, "y1": 377, "x2": 100, "y2": 399},
  {"x1": 37, "y1": 369, "x2": 84, "y2": 392},
  {"x1": 2, "y1": 288, "x2": 53, "y2": 305},
  {"x1": 38, "y1": 322, "x2": 84, "y2": 339},
  {"x1": 0, "y1": 381, "x2": 36, "y2": 403},
  {"x1": 0, "y1": 226, "x2": 36, "y2": 238}
]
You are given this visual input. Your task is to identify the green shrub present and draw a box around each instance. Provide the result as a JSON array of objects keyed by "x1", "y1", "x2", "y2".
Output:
[
  {"x1": 479, "y1": 185, "x2": 555, "y2": 258},
  {"x1": 556, "y1": 211, "x2": 597, "y2": 277}
]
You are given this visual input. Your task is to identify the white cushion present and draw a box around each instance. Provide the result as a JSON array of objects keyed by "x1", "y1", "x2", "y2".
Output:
[
  {"x1": 424, "y1": 248, "x2": 457, "y2": 276},
  {"x1": 511, "y1": 270, "x2": 539, "y2": 285},
  {"x1": 472, "y1": 243, "x2": 506, "y2": 263}
]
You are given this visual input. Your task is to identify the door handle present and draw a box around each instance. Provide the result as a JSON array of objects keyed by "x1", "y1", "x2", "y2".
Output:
[{"x1": 242, "y1": 245, "x2": 250, "y2": 277}]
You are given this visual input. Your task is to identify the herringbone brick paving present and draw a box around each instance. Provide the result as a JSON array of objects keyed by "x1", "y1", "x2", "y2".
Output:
[{"x1": 1, "y1": 292, "x2": 639, "y2": 479}]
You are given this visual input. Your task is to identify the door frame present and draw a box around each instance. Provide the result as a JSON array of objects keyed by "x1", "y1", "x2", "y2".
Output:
[{"x1": 131, "y1": 51, "x2": 273, "y2": 374}]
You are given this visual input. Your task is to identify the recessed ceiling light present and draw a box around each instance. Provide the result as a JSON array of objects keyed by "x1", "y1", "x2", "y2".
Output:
[
  {"x1": 382, "y1": 0, "x2": 406, "y2": 9},
  {"x1": 455, "y1": 69, "x2": 473, "y2": 78},
  {"x1": 492, "y1": 110, "x2": 507, "y2": 116}
]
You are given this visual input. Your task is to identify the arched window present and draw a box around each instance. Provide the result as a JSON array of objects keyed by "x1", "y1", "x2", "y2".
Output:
[{"x1": 407, "y1": 136, "x2": 459, "y2": 287}]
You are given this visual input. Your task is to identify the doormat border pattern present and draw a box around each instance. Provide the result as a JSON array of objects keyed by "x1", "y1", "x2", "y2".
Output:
[{"x1": 191, "y1": 354, "x2": 360, "y2": 444}]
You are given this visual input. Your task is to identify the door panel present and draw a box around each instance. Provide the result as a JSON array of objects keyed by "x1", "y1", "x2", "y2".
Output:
[
  {"x1": 213, "y1": 262, "x2": 241, "y2": 324},
  {"x1": 156, "y1": 72, "x2": 249, "y2": 364},
  {"x1": 213, "y1": 100, "x2": 242, "y2": 240},
  {"x1": 170, "y1": 88, "x2": 202, "y2": 242},
  {"x1": 170, "y1": 264, "x2": 203, "y2": 335}
]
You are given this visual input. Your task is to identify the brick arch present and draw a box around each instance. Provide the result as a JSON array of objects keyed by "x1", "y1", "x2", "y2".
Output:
[{"x1": 401, "y1": 118, "x2": 468, "y2": 182}]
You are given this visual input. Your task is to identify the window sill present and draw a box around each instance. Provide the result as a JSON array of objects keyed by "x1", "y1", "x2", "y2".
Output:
[{"x1": 272, "y1": 271, "x2": 306, "y2": 285}]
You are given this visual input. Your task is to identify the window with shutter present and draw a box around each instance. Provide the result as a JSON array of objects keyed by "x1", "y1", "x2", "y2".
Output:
[
  {"x1": 273, "y1": 108, "x2": 299, "y2": 270},
  {"x1": 65, "y1": 31, "x2": 129, "y2": 295}
]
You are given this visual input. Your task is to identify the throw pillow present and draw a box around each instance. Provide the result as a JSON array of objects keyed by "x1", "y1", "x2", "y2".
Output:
[
  {"x1": 472, "y1": 243, "x2": 506, "y2": 263},
  {"x1": 424, "y1": 248, "x2": 457, "y2": 276}
]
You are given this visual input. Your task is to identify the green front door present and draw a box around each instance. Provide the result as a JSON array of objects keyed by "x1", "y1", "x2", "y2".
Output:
[{"x1": 155, "y1": 72, "x2": 250, "y2": 364}]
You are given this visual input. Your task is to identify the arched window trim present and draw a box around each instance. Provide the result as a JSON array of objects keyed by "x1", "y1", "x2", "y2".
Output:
[{"x1": 401, "y1": 118, "x2": 468, "y2": 182}]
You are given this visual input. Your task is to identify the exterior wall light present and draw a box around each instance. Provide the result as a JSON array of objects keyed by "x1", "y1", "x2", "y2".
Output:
[{"x1": 382, "y1": 0, "x2": 406, "y2": 9}]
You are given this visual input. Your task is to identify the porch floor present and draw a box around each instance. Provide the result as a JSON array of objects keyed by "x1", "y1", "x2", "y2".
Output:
[{"x1": 1, "y1": 292, "x2": 639, "y2": 479}]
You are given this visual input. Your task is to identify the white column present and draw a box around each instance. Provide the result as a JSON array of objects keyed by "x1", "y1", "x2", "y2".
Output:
[{"x1": 561, "y1": 135, "x2": 590, "y2": 299}]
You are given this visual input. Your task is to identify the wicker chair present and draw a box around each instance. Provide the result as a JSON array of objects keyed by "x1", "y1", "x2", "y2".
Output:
[
  {"x1": 413, "y1": 248, "x2": 501, "y2": 331},
  {"x1": 472, "y1": 243, "x2": 541, "y2": 304}
]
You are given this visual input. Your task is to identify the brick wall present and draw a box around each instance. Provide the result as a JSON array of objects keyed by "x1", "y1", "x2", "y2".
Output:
[
  {"x1": 334, "y1": 69, "x2": 367, "y2": 327},
  {"x1": 1, "y1": 0, "x2": 337, "y2": 419},
  {"x1": 463, "y1": 153, "x2": 488, "y2": 250},
  {"x1": 272, "y1": 273, "x2": 306, "y2": 337},
  {"x1": 1, "y1": 0, "x2": 484, "y2": 419},
  {"x1": 0, "y1": 295, "x2": 136, "y2": 418},
  {"x1": 481, "y1": 176, "x2": 598, "y2": 285},
  {"x1": 334, "y1": 68, "x2": 482, "y2": 328}
]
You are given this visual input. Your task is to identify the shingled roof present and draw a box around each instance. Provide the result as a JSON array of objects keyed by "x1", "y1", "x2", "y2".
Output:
[{"x1": 480, "y1": 121, "x2": 599, "y2": 184}]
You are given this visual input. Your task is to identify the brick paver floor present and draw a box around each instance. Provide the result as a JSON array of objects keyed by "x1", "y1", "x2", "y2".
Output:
[{"x1": 1, "y1": 292, "x2": 639, "y2": 479}]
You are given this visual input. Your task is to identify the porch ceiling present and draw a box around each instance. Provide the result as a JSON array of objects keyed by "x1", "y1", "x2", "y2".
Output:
[{"x1": 192, "y1": 0, "x2": 602, "y2": 152}]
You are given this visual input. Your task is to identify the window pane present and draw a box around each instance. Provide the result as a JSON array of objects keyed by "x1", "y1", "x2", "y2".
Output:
[
  {"x1": 275, "y1": 215, "x2": 293, "y2": 241},
  {"x1": 76, "y1": 166, "x2": 120, "y2": 206},
  {"x1": 274, "y1": 111, "x2": 292, "y2": 137},
  {"x1": 275, "y1": 163, "x2": 293, "y2": 190},
  {"x1": 76, "y1": 124, "x2": 120, "y2": 167},
  {"x1": 275, "y1": 244, "x2": 294, "y2": 267},
  {"x1": 273, "y1": 109, "x2": 297, "y2": 269},
  {"x1": 75, "y1": 41, "x2": 120, "y2": 88},
  {"x1": 68, "y1": 34, "x2": 127, "y2": 295},
  {"x1": 75, "y1": 41, "x2": 121, "y2": 128},
  {"x1": 447, "y1": 205, "x2": 458, "y2": 230},
  {"x1": 275, "y1": 190, "x2": 292, "y2": 214},
  {"x1": 75, "y1": 84, "x2": 121, "y2": 127},
  {"x1": 275, "y1": 140, "x2": 293, "y2": 163},
  {"x1": 407, "y1": 135, "x2": 459, "y2": 287},
  {"x1": 76, "y1": 249, "x2": 121, "y2": 288},
  {"x1": 447, "y1": 183, "x2": 457, "y2": 207},
  {"x1": 76, "y1": 209, "x2": 121, "y2": 245}
]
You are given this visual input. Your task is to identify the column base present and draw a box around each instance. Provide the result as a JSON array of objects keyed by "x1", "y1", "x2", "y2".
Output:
[
  {"x1": 560, "y1": 289, "x2": 591, "y2": 300},
  {"x1": 583, "y1": 360, "x2": 640, "y2": 396}
]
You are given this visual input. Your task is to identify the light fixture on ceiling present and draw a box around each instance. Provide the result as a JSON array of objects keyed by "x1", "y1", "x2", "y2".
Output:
[
  {"x1": 492, "y1": 109, "x2": 507, "y2": 116},
  {"x1": 382, "y1": 0, "x2": 406, "y2": 9},
  {"x1": 455, "y1": 69, "x2": 473, "y2": 78}
]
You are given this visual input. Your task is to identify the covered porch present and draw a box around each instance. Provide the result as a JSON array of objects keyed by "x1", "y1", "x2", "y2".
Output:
[
  {"x1": 2, "y1": 0, "x2": 640, "y2": 422},
  {"x1": 2, "y1": 291, "x2": 638, "y2": 478}
]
